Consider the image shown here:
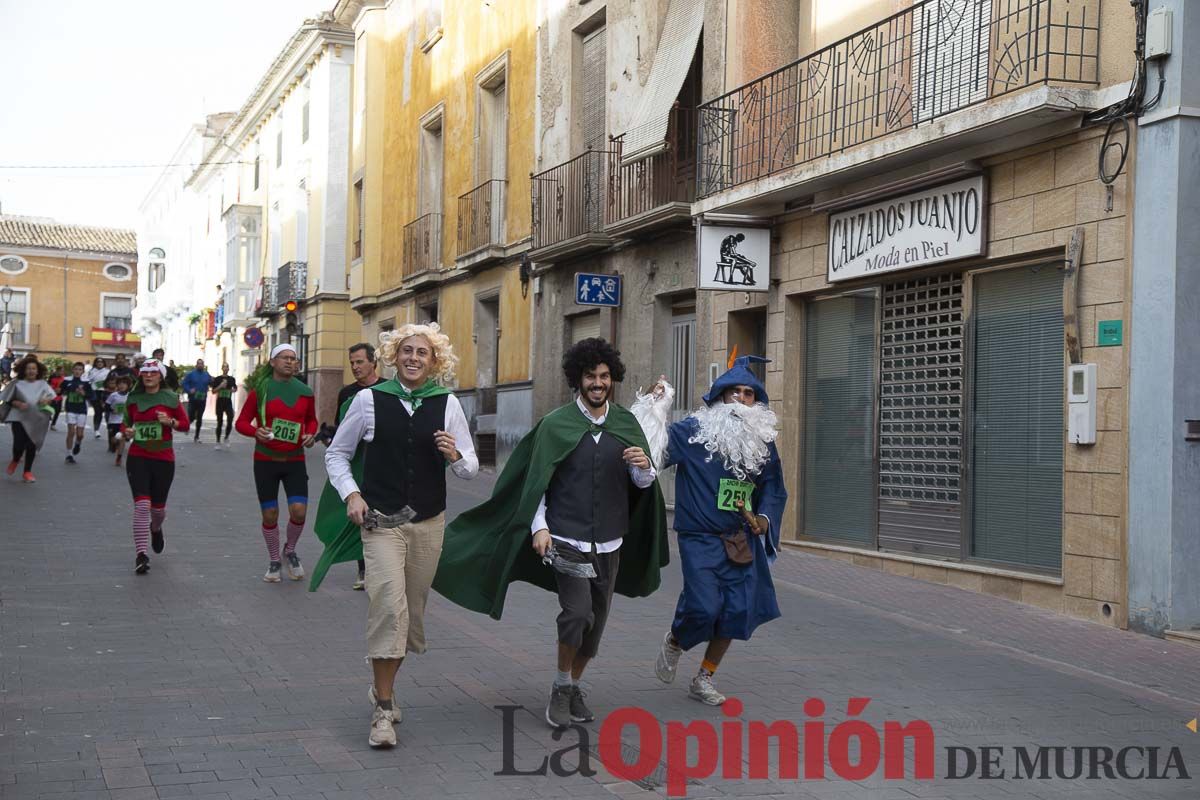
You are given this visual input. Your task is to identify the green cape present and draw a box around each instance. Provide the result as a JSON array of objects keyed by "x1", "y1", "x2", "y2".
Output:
[
  {"x1": 308, "y1": 379, "x2": 452, "y2": 590},
  {"x1": 431, "y1": 401, "x2": 670, "y2": 620}
]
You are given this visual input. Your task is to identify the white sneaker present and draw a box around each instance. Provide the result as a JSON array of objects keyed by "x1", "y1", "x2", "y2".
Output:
[
  {"x1": 94, "y1": 430, "x2": 101, "y2": 439},
  {"x1": 655, "y1": 631, "x2": 683, "y2": 684},
  {"x1": 368, "y1": 706, "x2": 396, "y2": 748},
  {"x1": 263, "y1": 561, "x2": 282, "y2": 582},
  {"x1": 367, "y1": 685, "x2": 402, "y2": 724},
  {"x1": 688, "y1": 673, "x2": 727, "y2": 706}
]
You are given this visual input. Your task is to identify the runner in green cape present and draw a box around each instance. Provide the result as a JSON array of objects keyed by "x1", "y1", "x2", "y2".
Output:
[
  {"x1": 307, "y1": 374, "x2": 451, "y2": 590},
  {"x1": 432, "y1": 337, "x2": 669, "y2": 730},
  {"x1": 430, "y1": 399, "x2": 670, "y2": 618}
]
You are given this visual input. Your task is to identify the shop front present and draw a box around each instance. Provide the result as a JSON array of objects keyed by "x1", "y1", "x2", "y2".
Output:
[{"x1": 724, "y1": 130, "x2": 1131, "y2": 625}]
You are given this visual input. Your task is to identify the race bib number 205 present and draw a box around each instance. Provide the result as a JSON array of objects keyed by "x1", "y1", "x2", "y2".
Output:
[{"x1": 272, "y1": 418, "x2": 301, "y2": 444}]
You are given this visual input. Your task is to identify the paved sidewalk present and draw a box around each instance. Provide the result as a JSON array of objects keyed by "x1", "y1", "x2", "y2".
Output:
[{"x1": 2, "y1": 426, "x2": 1198, "y2": 799}]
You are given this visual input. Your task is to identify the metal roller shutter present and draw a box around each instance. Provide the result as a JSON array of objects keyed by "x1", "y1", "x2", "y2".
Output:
[{"x1": 878, "y1": 273, "x2": 965, "y2": 557}]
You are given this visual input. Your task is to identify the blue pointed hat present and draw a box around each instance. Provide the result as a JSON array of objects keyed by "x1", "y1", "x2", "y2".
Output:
[{"x1": 703, "y1": 355, "x2": 770, "y2": 405}]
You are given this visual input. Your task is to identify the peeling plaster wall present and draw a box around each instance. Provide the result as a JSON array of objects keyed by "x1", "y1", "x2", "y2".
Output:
[{"x1": 535, "y1": 0, "x2": 667, "y2": 170}]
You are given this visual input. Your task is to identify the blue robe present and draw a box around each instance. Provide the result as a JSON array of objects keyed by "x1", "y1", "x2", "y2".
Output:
[{"x1": 664, "y1": 416, "x2": 788, "y2": 649}]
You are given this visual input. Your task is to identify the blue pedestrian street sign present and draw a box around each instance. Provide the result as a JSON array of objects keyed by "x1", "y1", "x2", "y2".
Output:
[{"x1": 574, "y1": 272, "x2": 622, "y2": 307}]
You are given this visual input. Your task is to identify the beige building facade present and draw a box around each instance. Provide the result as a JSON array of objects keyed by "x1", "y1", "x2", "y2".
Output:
[{"x1": 695, "y1": 0, "x2": 1135, "y2": 626}]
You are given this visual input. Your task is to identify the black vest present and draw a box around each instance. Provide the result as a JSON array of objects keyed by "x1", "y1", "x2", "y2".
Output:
[
  {"x1": 361, "y1": 392, "x2": 449, "y2": 520},
  {"x1": 545, "y1": 432, "x2": 630, "y2": 545}
]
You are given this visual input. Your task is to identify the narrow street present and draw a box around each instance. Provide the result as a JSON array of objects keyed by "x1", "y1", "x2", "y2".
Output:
[{"x1": 2, "y1": 427, "x2": 1197, "y2": 799}]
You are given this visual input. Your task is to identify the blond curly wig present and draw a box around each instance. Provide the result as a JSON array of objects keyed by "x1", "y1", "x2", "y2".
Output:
[{"x1": 378, "y1": 322, "x2": 458, "y2": 386}]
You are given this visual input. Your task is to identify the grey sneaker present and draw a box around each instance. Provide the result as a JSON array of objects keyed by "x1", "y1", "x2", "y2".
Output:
[
  {"x1": 655, "y1": 631, "x2": 683, "y2": 684},
  {"x1": 367, "y1": 685, "x2": 401, "y2": 724},
  {"x1": 285, "y1": 551, "x2": 304, "y2": 580},
  {"x1": 368, "y1": 706, "x2": 396, "y2": 748},
  {"x1": 688, "y1": 673, "x2": 727, "y2": 706},
  {"x1": 545, "y1": 683, "x2": 573, "y2": 729},
  {"x1": 569, "y1": 685, "x2": 594, "y2": 723},
  {"x1": 263, "y1": 561, "x2": 282, "y2": 583}
]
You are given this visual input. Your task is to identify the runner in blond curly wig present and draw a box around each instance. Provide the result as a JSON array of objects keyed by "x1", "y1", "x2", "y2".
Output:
[
  {"x1": 378, "y1": 322, "x2": 458, "y2": 386},
  {"x1": 321, "y1": 317, "x2": 478, "y2": 749}
]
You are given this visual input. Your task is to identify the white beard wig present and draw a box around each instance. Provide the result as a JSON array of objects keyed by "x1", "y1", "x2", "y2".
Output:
[{"x1": 689, "y1": 401, "x2": 779, "y2": 480}]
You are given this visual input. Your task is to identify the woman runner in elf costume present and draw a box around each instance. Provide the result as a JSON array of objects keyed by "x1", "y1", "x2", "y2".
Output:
[
  {"x1": 235, "y1": 343, "x2": 319, "y2": 583},
  {"x1": 119, "y1": 359, "x2": 190, "y2": 574}
]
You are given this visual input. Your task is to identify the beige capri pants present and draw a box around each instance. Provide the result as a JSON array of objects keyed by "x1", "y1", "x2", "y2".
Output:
[{"x1": 362, "y1": 512, "x2": 445, "y2": 659}]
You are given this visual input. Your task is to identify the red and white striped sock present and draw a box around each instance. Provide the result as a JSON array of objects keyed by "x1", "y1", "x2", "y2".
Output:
[
  {"x1": 261, "y1": 524, "x2": 280, "y2": 562},
  {"x1": 284, "y1": 518, "x2": 304, "y2": 555},
  {"x1": 150, "y1": 505, "x2": 166, "y2": 533},
  {"x1": 133, "y1": 498, "x2": 151, "y2": 554}
]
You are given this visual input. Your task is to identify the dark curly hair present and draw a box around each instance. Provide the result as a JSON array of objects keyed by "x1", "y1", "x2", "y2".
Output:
[
  {"x1": 562, "y1": 337, "x2": 625, "y2": 391},
  {"x1": 13, "y1": 356, "x2": 46, "y2": 381}
]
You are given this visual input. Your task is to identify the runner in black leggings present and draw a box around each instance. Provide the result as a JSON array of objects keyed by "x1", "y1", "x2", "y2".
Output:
[{"x1": 210, "y1": 364, "x2": 237, "y2": 448}]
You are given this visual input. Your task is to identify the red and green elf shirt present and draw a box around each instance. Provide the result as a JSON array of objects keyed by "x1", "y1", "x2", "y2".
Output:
[
  {"x1": 121, "y1": 389, "x2": 190, "y2": 461},
  {"x1": 235, "y1": 377, "x2": 318, "y2": 462}
]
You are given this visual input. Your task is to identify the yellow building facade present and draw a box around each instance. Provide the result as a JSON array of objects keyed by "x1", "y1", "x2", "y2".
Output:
[
  {"x1": 336, "y1": 0, "x2": 537, "y2": 465},
  {"x1": 0, "y1": 217, "x2": 140, "y2": 362}
]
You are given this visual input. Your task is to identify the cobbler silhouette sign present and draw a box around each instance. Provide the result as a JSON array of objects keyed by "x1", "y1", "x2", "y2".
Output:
[
  {"x1": 828, "y1": 175, "x2": 986, "y2": 282},
  {"x1": 698, "y1": 225, "x2": 771, "y2": 292}
]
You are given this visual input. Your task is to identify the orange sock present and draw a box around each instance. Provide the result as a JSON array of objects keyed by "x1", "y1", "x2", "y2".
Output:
[{"x1": 700, "y1": 659, "x2": 719, "y2": 676}]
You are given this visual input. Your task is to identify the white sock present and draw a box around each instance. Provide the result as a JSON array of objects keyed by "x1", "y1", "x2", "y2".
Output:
[{"x1": 554, "y1": 670, "x2": 572, "y2": 687}]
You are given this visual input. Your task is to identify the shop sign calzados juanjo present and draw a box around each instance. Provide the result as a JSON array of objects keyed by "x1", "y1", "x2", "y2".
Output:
[{"x1": 827, "y1": 176, "x2": 985, "y2": 282}]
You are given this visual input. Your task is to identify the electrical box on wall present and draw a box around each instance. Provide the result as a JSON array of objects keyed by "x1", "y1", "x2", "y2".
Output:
[
  {"x1": 1068, "y1": 364, "x2": 1098, "y2": 445},
  {"x1": 1146, "y1": 7, "x2": 1172, "y2": 59}
]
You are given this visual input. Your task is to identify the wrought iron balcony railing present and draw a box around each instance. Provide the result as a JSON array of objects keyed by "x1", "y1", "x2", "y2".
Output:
[
  {"x1": 457, "y1": 180, "x2": 507, "y2": 257},
  {"x1": 697, "y1": 0, "x2": 1101, "y2": 198},
  {"x1": 531, "y1": 150, "x2": 611, "y2": 251},
  {"x1": 277, "y1": 261, "x2": 307, "y2": 304},
  {"x1": 403, "y1": 213, "x2": 443, "y2": 278},
  {"x1": 607, "y1": 103, "x2": 696, "y2": 226},
  {"x1": 255, "y1": 277, "x2": 278, "y2": 313}
]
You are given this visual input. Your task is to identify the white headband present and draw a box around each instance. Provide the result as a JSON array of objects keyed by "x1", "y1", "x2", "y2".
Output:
[
  {"x1": 270, "y1": 343, "x2": 297, "y2": 359},
  {"x1": 139, "y1": 359, "x2": 168, "y2": 377}
]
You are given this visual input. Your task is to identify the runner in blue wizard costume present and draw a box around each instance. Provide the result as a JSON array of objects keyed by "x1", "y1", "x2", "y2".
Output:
[{"x1": 632, "y1": 354, "x2": 788, "y2": 707}]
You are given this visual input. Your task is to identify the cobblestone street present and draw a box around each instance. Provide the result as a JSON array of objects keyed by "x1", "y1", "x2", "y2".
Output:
[{"x1": 2, "y1": 428, "x2": 1198, "y2": 799}]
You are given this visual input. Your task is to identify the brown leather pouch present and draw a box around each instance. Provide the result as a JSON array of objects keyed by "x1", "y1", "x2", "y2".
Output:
[{"x1": 720, "y1": 530, "x2": 753, "y2": 565}]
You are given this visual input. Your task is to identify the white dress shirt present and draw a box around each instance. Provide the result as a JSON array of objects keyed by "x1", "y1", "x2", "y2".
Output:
[
  {"x1": 531, "y1": 397, "x2": 657, "y2": 553},
  {"x1": 325, "y1": 387, "x2": 478, "y2": 502}
]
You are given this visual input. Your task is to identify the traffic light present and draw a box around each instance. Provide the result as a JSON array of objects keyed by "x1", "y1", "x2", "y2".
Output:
[{"x1": 284, "y1": 300, "x2": 300, "y2": 335}]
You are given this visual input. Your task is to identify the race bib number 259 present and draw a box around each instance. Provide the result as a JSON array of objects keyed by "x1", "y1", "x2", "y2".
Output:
[{"x1": 717, "y1": 479, "x2": 754, "y2": 512}]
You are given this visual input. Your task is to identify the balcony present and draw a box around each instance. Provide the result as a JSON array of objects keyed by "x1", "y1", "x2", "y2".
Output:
[
  {"x1": 696, "y1": 0, "x2": 1102, "y2": 210},
  {"x1": 221, "y1": 285, "x2": 257, "y2": 329},
  {"x1": 255, "y1": 277, "x2": 278, "y2": 315},
  {"x1": 403, "y1": 213, "x2": 443, "y2": 280},
  {"x1": 277, "y1": 261, "x2": 308, "y2": 304},
  {"x1": 530, "y1": 150, "x2": 613, "y2": 262},
  {"x1": 606, "y1": 104, "x2": 696, "y2": 238},
  {"x1": 456, "y1": 180, "x2": 506, "y2": 268}
]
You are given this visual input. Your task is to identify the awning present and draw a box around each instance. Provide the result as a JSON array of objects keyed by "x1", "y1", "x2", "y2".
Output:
[{"x1": 617, "y1": 0, "x2": 703, "y2": 165}]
